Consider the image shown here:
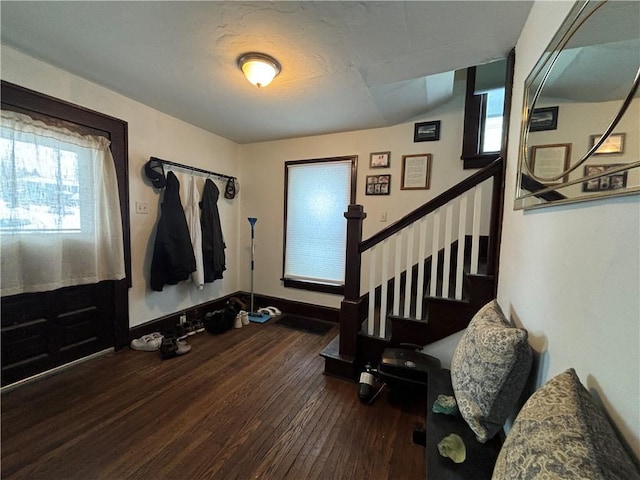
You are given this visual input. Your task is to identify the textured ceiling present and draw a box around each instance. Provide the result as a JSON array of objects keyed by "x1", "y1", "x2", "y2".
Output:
[{"x1": 1, "y1": 1, "x2": 533, "y2": 143}]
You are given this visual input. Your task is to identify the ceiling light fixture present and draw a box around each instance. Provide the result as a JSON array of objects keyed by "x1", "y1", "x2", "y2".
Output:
[{"x1": 237, "y1": 52, "x2": 281, "y2": 88}]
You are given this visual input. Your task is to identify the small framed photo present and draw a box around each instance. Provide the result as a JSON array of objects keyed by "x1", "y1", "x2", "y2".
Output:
[
  {"x1": 530, "y1": 143, "x2": 571, "y2": 184},
  {"x1": 589, "y1": 133, "x2": 625, "y2": 155},
  {"x1": 401, "y1": 154, "x2": 431, "y2": 190},
  {"x1": 366, "y1": 174, "x2": 391, "y2": 195},
  {"x1": 582, "y1": 164, "x2": 628, "y2": 192},
  {"x1": 370, "y1": 151, "x2": 390, "y2": 168},
  {"x1": 414, "y1": 121, "x2": 441, "y2": 142},
  {"x1": 529, "y1": 106, "x2": 559, "y2": 132}
]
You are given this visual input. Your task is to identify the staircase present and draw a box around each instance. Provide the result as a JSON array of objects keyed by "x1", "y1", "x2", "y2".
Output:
[{"x1": 321, "y1": 158, "x2": 504, "y2": 379}]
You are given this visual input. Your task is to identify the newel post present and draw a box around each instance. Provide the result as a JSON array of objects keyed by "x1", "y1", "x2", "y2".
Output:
[
  {"x1": 340, "y1": 204, "x2": 366, "y2": 359},
  {"x1": 486, "y1": 161, "x2": 505, "y2": 279}
]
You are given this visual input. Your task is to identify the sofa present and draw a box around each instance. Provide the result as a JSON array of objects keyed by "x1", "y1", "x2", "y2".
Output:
[{"x1": 422, "y1": 300, "x2": 640, "y2": 479}]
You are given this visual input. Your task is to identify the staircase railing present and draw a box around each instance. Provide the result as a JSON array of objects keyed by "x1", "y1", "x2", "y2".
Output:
[{"x1": 338, "y1": 158, "x2": 504, "y2": 359}]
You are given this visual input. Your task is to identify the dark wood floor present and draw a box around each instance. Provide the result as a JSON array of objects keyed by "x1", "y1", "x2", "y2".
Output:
[{"x1": 1, "y1": 320, "x2": 427, "y2": 479}]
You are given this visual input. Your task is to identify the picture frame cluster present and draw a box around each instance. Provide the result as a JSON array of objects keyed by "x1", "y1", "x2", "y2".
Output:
[{"x1": 365, "y1": 119, "x2": 441, "y2": 196}]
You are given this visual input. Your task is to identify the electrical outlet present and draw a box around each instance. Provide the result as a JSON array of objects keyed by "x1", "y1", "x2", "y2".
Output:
[
  {"x1": 179, "y1": 314, "x2": 187, "y2": 324},
  {"x1": 135, "y1": 201, "x2": 149, "y2": 214}
]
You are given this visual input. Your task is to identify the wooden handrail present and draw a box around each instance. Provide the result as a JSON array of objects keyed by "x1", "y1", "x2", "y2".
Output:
[{"x1": 359, "y1": 158, "x2": 504, "y2": 253}]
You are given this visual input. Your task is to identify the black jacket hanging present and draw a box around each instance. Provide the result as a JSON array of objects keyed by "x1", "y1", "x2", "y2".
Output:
[
  {"x1": 150, "y1": 172, "x2": 196, "y2": 291},
  {"x1": 201, "y1": 178, "x2": 226, "y2": 282}
]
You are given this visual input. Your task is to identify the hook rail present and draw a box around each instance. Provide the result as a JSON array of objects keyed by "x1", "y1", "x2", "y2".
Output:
[{"x1": 149, "y1": 156, "x2": 236, "y2": 181}]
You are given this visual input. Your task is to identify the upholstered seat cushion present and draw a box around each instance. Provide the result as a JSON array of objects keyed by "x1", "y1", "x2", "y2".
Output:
[
  {"x1": 451, "y1": 300, "x2": 532, "y2": 443},
  {"x1": 493, "y1": 369, "x2": 640, "y2": 480}
]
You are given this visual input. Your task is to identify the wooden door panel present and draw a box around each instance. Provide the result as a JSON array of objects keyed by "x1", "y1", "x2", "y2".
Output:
[{"x1": 1, "y1": 283, "x2": 116, "y2": 386}]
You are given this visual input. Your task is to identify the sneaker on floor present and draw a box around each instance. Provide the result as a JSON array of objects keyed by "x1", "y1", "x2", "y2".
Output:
[
  {"x1": 131, "y1": 333, "x2": 163, "y2": 351},
  {"x1": 234, "y1": 313, "x2": 243, "y2": 329},
  {"x1": 240, "y1": 310, "x2": 250, "y2": 326}
]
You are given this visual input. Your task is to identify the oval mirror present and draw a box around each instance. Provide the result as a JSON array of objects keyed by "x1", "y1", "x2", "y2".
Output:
[{"x1": 515, "y1": 0, "x2": 640, "y2": 210}]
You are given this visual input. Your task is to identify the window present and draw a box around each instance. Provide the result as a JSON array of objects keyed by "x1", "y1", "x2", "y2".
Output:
[
  {"x1": 461, "y1": 54, "x2": 513, "y2": 169},
  {"x1": 283, "y1": 156, "x2": 357, "y2": 294},
  {"x1": 0, "y1": 110, "x2": 125, "y2": 296},
  {"x1": 1, "y1": 130, "x2": 86, "y2": 232},
  {"x1": 480, "y1": 87, "x2": 505, "y2": 154}
]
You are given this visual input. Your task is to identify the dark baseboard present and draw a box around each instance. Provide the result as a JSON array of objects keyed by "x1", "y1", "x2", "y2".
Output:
[
  {"x1": 242, "y1": 292, "x2": 340, "y2": 323},
  {"x1": 129, "y1": 291, "x2": 340, "y2": 341}
]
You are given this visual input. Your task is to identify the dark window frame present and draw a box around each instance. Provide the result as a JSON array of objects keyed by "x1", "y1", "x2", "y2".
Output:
[
  {"x1": 461, "y1": 50, "x2": 515, "y2": 169},
  {"x1": 282, "y1": 155, "x2": 358, "y2": 295}
]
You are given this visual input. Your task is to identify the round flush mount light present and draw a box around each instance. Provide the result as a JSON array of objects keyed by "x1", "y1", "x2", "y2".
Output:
[{"x1": 237, "y1": 52, "x2": 281, "y2": 88}]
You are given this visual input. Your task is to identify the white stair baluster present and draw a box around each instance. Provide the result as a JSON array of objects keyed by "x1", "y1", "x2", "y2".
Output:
[
  {"x1": 416, "y1": 217, "x2": 427, "y2": 320},
  {"x1": 393, "y1": 232, "x2": 402, "y2": 316},
  {"x1": 404, "y1": 224, "x2": 415, "y2": 316},
  {"x1": 471, "y1": 184, "x2": 483, "y2": 275},
  {"x1": 430, "y1": 209, "x2": 440, "y2": 297},
  {"x1": 442, "y1": 204, "x2": 453, "y2": 298},
  {"x1": 455, "y1": 194, "x2": 468, "y2": 300},
  {"x1": 367, "y1": 245, "x2": 377, "y2": 335},
  {"x1": 380, "y1": 239, "x2": 390, "y2": 338}
]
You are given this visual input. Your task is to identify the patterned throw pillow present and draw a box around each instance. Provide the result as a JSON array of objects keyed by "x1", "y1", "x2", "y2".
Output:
[
  {"x1": 451, "y1": 300, "x2": 532, "y2": 443},
  {"x1": 493, "y1": 369, "x2": 640, "y2": 480}
]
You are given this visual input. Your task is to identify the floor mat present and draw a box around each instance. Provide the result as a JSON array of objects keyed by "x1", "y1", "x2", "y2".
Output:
[{"x1": 275, "y1": 315, "x2": 334, "y2": 335}]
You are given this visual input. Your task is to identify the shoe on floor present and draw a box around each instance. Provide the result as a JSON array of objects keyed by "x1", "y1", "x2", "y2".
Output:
[
  {"x1": 131, "y1": 333, "x2": 163, "y2": 351},
  {"x1": 160, "y1": 337, "x2": 191, "y2": 359},
  {"x1": 234, "y1": 313, "x2": 243, "y2": 329},
  {"x1": 240, "y1": 310, "x2": 249, "y2": 326}
]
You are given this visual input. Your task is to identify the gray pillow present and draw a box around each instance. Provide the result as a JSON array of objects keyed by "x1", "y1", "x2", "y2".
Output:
[
  {"x1": 451, "y1": 300, "x2": 532, "y2": 442},
  {"x1": 493, "y1": 369, "x2": 640, "y2": 480}
]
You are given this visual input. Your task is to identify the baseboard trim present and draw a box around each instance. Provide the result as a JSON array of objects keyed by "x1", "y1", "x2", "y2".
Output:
[
  {"x1": 1, "y1": 348, "x2": 114, "y2": 394},
  {"x1": 129, "y1": 291, "x2": 340, "y2": 342}
]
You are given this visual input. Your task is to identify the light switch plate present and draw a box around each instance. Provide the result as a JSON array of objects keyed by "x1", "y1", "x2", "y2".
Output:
[{"x1": 135, "y1": 201, "x2": 149, "y2": 214}]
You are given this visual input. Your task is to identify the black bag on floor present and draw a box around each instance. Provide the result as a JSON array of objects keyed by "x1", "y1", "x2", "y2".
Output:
[{"x1": 203, "y1": 307, "x2": 236, "y2": 334}]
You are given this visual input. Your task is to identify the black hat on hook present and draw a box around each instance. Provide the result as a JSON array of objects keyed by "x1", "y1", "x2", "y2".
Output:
[
  {"x1": 224, "y1": 177, "x2": 237, "y2": 199},
  {"x1": 144, "y1": 159, "x2": 166, "y2": 188}
]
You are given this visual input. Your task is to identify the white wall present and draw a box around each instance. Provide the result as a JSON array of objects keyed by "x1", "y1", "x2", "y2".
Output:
[
  {"x1": 239, "y1": 75, "x2": 477, "y2": 308},
  {"x1": 498, "y1": 1, "x2": 640, "y2": 456},
  {"x1": 1, "y1": 46, "x2": 242, "y2": 328}
]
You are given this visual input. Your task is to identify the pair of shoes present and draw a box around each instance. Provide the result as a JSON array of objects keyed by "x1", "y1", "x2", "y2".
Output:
[
  {"x1": 131, "y1": 332, "x2": 163, "y2": 351},
  {"x1": 159, "y1": 336, "x2": 191, "y2": 359},
  {"x1": 257, "y1": 306, "x2": 282, "y2": 317},
  {"x1": 193, "y1": 319, "x2": 205, "y2": 333},
  {"x1": 234, "y1": 310, "x2": 249, "y2": 328},
  {"x1": 183, "y1": 320, "x2": 197, "y2": 336}
]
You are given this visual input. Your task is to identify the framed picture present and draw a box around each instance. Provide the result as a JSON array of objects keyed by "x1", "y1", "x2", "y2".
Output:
[
  {"x1": 589, "y1": 133, "x2": 625, "y2": 155},
  {"x1": 366, "y1": 174, "x2": 391, "y2": 195},
  {"x1": 414, "y1": 121, "x2": 441, "y2": 142},
  {"x1": 530, "y1": 143, "x2": 571, "y2": 184},
  {"x1": 401, "y1": 154, "x2": 431, "y2": 190},
  {"x1": 529, "y1": 106, "x2": 559, "y2": 132},
  {"x1": 370, "y1": 151, "x2": 390, "y2": 168},
  {"x1": 582, "y1": 164, "x2": 628, "y2": 192}
]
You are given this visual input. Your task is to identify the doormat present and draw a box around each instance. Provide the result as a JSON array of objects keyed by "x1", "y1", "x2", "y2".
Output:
[{"x1": 275, "y1": 315, "x2": 334, "y2": 335}]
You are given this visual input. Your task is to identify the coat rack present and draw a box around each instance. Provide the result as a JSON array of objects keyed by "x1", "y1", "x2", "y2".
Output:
[{"x1": 149, "y1": 156, "x2": 236, "y2": 181}]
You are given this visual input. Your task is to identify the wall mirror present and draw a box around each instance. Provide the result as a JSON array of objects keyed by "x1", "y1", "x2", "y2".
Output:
[{"x1": 515, "y1": 0, "x2": 640, "y2": 210}]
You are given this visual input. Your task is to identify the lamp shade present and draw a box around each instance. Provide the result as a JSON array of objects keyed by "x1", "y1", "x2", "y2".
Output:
[{"x1": 238, "y1": 53, "x2": 281, "y2": 88}]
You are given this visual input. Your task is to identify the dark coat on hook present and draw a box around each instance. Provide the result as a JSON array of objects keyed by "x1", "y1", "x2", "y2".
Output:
[
  {"x1": 150, "y1": 172, "x2": 196, "y2": 291},
  {"x1": 201, "y1": 178, "x2": 226, "y2": 282}
]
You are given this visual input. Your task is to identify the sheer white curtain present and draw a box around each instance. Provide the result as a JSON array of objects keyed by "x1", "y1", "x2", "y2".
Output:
[{"x1": 0, "y1": 110, "x2": 125, "y2": 296}]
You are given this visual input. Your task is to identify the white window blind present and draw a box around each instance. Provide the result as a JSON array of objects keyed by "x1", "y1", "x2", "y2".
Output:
[
  {"x1": 284, "y1": 160, "x2": 352, "y2": 286},
  {"x1": 0, "y1": 110, "x2": 125, "y2": 296}
]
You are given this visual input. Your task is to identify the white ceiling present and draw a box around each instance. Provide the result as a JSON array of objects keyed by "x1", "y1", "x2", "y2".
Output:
[{"x1": 1, "y1": 1, "x2": 533, "y2": 144}]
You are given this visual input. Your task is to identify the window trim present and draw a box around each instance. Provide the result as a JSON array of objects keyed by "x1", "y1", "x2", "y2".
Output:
[
  {"x1": 461, "y1": 50, "x2": 515, "y2": 170},
  {"x1": 1, "y1": 80, "x2": 131, "y2": 349},
  {"x1": 282, "y1": 155, "x2": 357, "y2": 294}
]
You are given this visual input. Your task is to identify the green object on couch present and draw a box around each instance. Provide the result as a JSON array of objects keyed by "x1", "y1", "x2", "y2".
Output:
[
  {"x1": 433, "y1": 394, "x2": 459, "y2": 415},
  {"x1": 437, "y1": 434, "x2": 467, "y2": 463}
]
